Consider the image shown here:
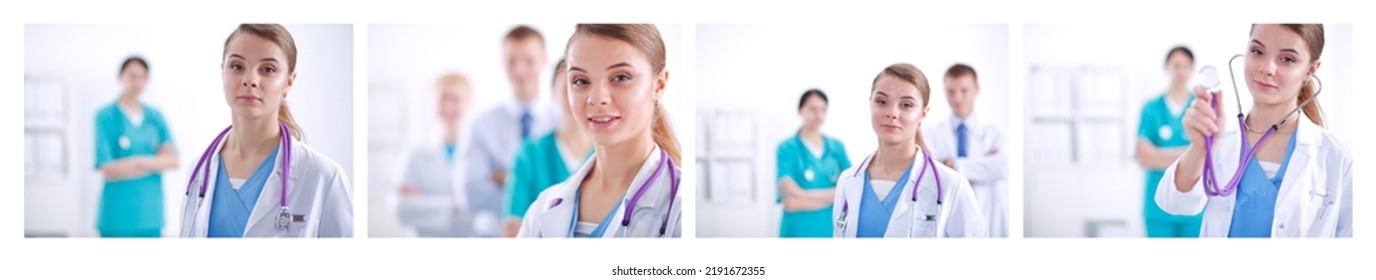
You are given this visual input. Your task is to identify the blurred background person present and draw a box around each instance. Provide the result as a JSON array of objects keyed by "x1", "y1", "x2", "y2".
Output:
[
  {"x1": 397, "y1": 73, "x2": 476, "y2": 237},
  {"x1": 923, "y1": 64, "x2": 1009, "y2": 237},
  {"x1": 93, "y1": 56, "x2": 179, "y2": 237},
  {"x1": 775, "y1": 89, "x2": 850, "y2": 238},
  {"x1": 504, "y1": 58, "x2": 592, "y2": 236},
  {"x1": 1135, "y1": 46, "x2": 1202, "y2": 238}
]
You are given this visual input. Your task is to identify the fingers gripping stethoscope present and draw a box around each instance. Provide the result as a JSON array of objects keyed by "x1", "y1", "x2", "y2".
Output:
[
  {"x1": 549, "y1": 148, "x2": 680, "y2": 237},
  {"x1": 186, "y1": 122, "x2": 295, "y2": 231},
  {"x1": 1198, "y1": 54, "x2": 1322, "y2": 197},
  {"x1": 835, "y1": 147, "x2": 944, "y2": 237}
]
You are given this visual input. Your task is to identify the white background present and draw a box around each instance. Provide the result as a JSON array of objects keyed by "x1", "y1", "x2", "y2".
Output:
[
  {"x1": 3, "y1": 0, "x2": 1375, "y2": 279},
  {"x1": 695, "y1": 24, "x2": 1009, "y2": 237},
  {"x1": 23, "y1": 24, "x2": 354, "y2": 237},
  {"x1": 366, "y1": 24, "x2": 687, "y2": 237},
  {"x1": 1023, "y1": 24, "x2": 1354, "y2": 237}
]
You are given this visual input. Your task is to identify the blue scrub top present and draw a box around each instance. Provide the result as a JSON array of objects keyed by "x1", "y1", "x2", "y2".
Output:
[
  {"x1": 208, "y1": 146, "x2": 280, "y2": 237},
  {"x1": 568, "y1": 190, "x2": 624, "y2": 238},
  {"x1": 507, "y1": 131, "x2": 592, "y2": 219},
  {"x1": 776, "y1": 133, "x2": 852, "y2": 237},
  {"x1": 93, "y1": 102, "x2": 174, "y2": 235},
  {"x1": 1137, "y1": 94, "x2": 1204, "y2": 223},
  {"x1": 856, "y1": 162, "x2": 914, "y2": 238},
  {"x1": 1228, "y1": 129, "x2": 1298, "y2": 237}
]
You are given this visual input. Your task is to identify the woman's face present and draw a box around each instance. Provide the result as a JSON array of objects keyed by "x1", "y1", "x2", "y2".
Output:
[
  {"x1": 1165, "y1": 52, "x2": 1193, "y2": 87},
  {"x1": 222, "y1": 34, "x2": 294, "y2": 120},
  {"x1": 1244, "y1": 24, "x2": 1319, "y2": 106},
  {"x1": 120, "y1": 63, "x2": 148, "y2": 96},
  {"x1": 566, "y1": 35, "x2": 666, "y2": 147},
  {"x1": 437, "y1": 84, "x2": 470, "y2": 126},
  {"x1": 870, "y1": 74, "x2": 927, "y2": 146},
  {"x1": 799, "y1": 95, "x2": 828, "y2": 130}
]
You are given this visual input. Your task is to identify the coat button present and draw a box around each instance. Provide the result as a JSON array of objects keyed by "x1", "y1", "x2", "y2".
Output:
[{"x1": 1279, "y1": 224, "x2": 1286, "y2": 229}]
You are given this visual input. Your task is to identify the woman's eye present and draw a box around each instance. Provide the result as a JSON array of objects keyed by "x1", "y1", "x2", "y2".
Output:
[
  {"x1": 572, "y1": 78, "x2": 589, "y2": 86},
  {"x1": 1281, "y1": 57, "x2": 1296, "y2": 64},
  {"x1": 613, "y1": 74, "x2": 631, "y2": 82},
  {"x1": 902, "y1": 102, "x2": 914, "y2": 109},
  {"x1": 262, "y1": 67, "x2": 276, "y2": 73},
  {"x1": 875, "y1": 99, "x2": 886, "y2": 105},
  {"x1": 230, "y1": 64, "x2": 244, "y2": 71},
  {"x1": 1250, "y1": 49, "x2": 1264, "y2": 56}
]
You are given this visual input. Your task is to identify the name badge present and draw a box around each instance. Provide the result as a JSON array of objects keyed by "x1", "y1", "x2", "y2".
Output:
[
  {"x1": 292, "y1": 214, "x2": 306, "y2": 222},
  {"x1": 1158, "y1": 125, "x2": 1173, "y2": 140}
]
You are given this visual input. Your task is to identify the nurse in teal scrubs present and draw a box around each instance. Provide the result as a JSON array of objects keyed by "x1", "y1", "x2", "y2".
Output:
[
  {"x1": 93, "y1": 57, "x2": 179, "y2": 237},
  {"x1": 1135, "y1": 46, "x2": 1203, "y2": 237},
  {"x1": 776, "y1": 89, "x2": 852, "y2": 237},
  {"x1": 505, "y1": 58, "x2": 592, "y2": 236}
]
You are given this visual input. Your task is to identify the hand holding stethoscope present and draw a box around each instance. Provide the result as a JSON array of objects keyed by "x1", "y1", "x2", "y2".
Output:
[{"x1": 1181, "y1": 55, "x2": 1322, "y2": 196}]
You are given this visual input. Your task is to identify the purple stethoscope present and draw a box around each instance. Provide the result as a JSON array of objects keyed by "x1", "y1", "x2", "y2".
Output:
[
  {"x1": 550, "y1": 148, "x2": 679, "y2": 237},
  {"x1": 835, "y1": 147, "x2": 944, "y2": 236},
  {"x1": 186, "y1": 122, "x2": 294, "y2": 231},
  {"x1": 1199, "y1": 55, "x2": 1322, "y2": 197}
]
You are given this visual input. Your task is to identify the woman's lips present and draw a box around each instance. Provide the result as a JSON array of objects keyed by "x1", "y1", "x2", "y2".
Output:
[{"x1": 587, "y1": 115, "x2": 621, "y2": 129}]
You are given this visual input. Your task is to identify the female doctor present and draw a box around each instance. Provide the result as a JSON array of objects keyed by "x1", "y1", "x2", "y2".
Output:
[
  {"x1": 517, "y1": 24, "x2": 682, "y2": 238},
  {"x1": 832, "y1": 63, "x2": 986, "y2": 238},
  {"x1": 179, "y1": 24, "x2": 354, "y2": 238},
  {"x1": 1157, "y1": 24, "x2": 1351, "y2": 238}
]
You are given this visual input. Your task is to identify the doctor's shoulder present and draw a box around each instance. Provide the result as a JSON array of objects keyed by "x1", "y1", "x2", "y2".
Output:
[
  {"x1": 292, "y1": 143, "x2": 350, "y2": 187},
  {"x1": 1312, "y1": 125, "x2": 1353, "y2": 165}
]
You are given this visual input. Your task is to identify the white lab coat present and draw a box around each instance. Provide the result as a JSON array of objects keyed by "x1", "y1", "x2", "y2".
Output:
[
  {"x1": 923, "y1": 113, "x2": 1009, "y2": 237},
  {"x1": 1155, "y1": 116, "x2": 1352, "y2": 237},
  {"x1": 516, "y1": 146, "x2": 682, "y2": 238},
  {"x1": 832, "y1": 148, "x2": 988, "y2": 238},
  {"x1": 396, "y1": 143, "x2": 472, "y2": 237},
  {"x1": 179, "y1": 135, "x2": 354, "y2": 237}
]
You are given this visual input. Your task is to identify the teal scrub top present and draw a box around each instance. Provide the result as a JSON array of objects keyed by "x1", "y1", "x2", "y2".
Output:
[
  {"x1": 775, "y1": 133, "x2": 852, "y2": 237},
  {"x1": 506, "y1": 131, "x2": 592, "y2": 219},
  {"x1": 1137, "y1": 94, "x2": 1203, "y2": 223},
  {"x1": 93, "y1": 102, "x2": 174, "y2": 234}
]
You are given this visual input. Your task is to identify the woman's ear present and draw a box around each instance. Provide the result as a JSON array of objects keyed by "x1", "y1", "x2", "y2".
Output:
[
  {"x1": 655, "y1": 69, "x2": 669, "y2": 98},
  {"x1": 284, "y1": 71, "x2": 298, "y2": 98},
  {"x1": 1309, "y1": 60, "x2": 1322, "y2": 76}
]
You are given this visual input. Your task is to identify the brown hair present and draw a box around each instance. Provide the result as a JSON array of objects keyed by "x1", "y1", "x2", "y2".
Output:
[
  {"x1": 871, "y1": 63, "x2": 932, "y2": 151},
  {"x1": 551, "y1": 57, "x2": 567, "y2": 88},
  {"x1": 944, "y1": 63, "x2": 979, "y2": 84},
  {"x1": 1253, "y1": 24, "x2": 1325, "y2": 127},
  {"x1": 567, "y1": 24, "x2": 678, "y2": 164},
  {"x1": 223, "y1": 23, "x2": 304, "y2": 140},
  {"x1": 505, "y1": 25, "x2": 545, "y2": 46}
]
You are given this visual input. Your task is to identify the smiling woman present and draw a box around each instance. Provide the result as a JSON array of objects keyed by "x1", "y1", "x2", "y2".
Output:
[
  {"x1": 177, "y1": 24, "x2": 354, "y2": 238},
  {"x1": 516, "y1": 24, "x2": 683, "y2": 238}
]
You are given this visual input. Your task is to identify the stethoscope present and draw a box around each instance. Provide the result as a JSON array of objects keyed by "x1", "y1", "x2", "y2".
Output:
[
  {"x1": 186, "y1": 122, "x2": 294, "y2": 231},
  {"x1": 550, "y1": 148, "x2": 680, "y2": 237},
  {"x1": 835, "y1": 146, "x2": 944, "y2": 237},
  {"x1": 1198, "y1": 54, "x2": 1322, "y2": 197}
]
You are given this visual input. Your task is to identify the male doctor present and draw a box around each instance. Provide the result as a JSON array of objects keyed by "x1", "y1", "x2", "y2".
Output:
[{"x1": 922, "y1": 64, "x2": 1008, "y2": 237}]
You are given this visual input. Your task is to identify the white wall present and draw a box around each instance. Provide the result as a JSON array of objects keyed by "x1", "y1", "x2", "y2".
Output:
[
  {"x1": 1023, "y1": 24, "x2": 1353, "y2": 237},
  {"x1": 367, "y1": 24, "x2": 687, "y2": 237},
  {"x1": 24, "y1": 24, "x2": 355, "y2": 237},
  {"x1": 695, "y1": 24, "x2": 1010, "y2": 237}
]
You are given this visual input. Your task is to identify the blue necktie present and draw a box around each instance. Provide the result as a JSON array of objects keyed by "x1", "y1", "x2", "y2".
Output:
[
  {"x1": 956, "y1": 123, "x2": 968, "y2": 158},
  {"x1": 520, "y1": 111, "x2": 533, "y2": 140}
]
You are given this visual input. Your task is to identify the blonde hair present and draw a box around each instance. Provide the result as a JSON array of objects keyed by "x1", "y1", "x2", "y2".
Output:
[
  {"x1": 435, "y1": 72, "x2": 471, "y2": 92},
  {"x1": 568, "y1": 24, "x2": 680, "y2": 164},
  {"x1": 871, "y1": 63, "x2": 932, "y2": 151},
  {"x1": 223, "y1": 23, "x2": 304, "y2": 140}
]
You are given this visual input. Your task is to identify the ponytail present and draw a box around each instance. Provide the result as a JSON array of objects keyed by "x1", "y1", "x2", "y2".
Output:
[
  {"x1": 651, "y1": 103, "x2": 681, "y2": 164},
  {"x1": 915, "y1": 130, "x2": 930, "y2": 153},
  {"x1": 279, "y1": 100, "x2": 304, "y2": 141},
  {"x1": 1299, "y1": 78, "x2": 1324, "y2": 127}
]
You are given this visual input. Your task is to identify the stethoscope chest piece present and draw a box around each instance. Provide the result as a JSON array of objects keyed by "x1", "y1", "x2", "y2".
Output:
[{"x1": 277, "y1": 206, "x2": 292, "y2": 231}]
